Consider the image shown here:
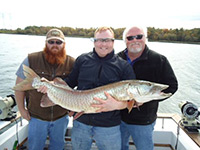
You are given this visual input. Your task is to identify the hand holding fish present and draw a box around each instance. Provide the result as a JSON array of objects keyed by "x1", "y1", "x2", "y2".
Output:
[
  {"x1": 37, "y1": 77, "x2": 65, "y2": 94},
  {"x1": 92, "y1": 91, "x2": 128, "y2": 112},
  {"x1": 37, "y1": 86, "x2": 47, "y2": 93},
  {"x1": 37, "y1": 77, "x2": 51, "y2": 93},
  {"x1": 92, "y1": 92, "x2": 144, "y2": 112}
]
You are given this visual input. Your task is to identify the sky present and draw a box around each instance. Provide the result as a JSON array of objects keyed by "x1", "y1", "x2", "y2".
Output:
[{"x1": 0, "y1": 0, "x2": 200, "y2": 30}]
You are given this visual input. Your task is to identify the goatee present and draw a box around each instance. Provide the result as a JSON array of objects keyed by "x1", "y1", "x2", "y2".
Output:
[{"x1": 43, "y1": 45, "x2": 66, "y2": 65}]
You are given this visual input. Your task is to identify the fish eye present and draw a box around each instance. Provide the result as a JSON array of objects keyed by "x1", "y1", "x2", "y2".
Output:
[{"x1": 148, "y1": 83, "x2": 152, "y2": 86}]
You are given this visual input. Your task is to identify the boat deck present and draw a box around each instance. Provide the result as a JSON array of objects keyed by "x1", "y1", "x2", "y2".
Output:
[
  {"x1": 44, "y1": 114, "x2": 200, "y2": 150},
  {"x1": 1, "y1": 113, "x2": 200, "y2": 150}
]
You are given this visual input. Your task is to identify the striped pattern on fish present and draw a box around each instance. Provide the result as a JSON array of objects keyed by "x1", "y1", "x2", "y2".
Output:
[{"x1": 13, "y1": 65, "x2": 172, "y2": 113}]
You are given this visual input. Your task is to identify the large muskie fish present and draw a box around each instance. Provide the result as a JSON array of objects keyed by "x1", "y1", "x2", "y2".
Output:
[{"x1": 13, "y1": 65, "x2": 172, "y2": 114}]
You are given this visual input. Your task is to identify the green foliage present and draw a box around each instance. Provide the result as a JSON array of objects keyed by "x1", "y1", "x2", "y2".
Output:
[
  {"x1": 147, "y1": 27, "x2": 200, "y2": 44},
  {"x1": 0, "y1": 26, "x2": 200, "y2": 44}
]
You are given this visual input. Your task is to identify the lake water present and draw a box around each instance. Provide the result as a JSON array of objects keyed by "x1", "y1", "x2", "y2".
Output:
[{"x1": 0, "y1": 33, "x2": 200, "y2": 114}]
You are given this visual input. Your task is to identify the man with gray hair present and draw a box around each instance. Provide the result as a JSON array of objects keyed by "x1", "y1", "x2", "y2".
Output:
[{"x1": 118, "y1": 26, "x2": 178, "y2": 150}]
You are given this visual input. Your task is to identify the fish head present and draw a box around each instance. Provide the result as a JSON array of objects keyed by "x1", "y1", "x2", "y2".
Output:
[
  {"x1": 148, "y1": 82, "x2": 169, "y2": 94},
  {"x1": 127, "y1": 80, "x2": 172, "y2": 103}
]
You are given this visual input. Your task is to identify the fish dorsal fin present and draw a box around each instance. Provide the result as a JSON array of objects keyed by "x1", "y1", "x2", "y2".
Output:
[{"x1": 53, "y1": 77, "x2": 74, "y2": 91}]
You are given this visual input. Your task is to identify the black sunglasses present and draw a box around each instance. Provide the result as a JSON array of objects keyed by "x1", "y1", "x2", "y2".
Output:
[
  {"x1": 126, "y1": 35, "x2": 143, "y2": 41},
  {"x1": 93, "y1": 38, "x2": 115, "y2": 43},
  {"x1": 48, "y1": 40, "x2": 63, "y2": 45}
]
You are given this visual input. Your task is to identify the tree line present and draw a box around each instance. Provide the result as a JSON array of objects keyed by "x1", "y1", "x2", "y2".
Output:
[{"x1": 0, "y1": 26, "x2": 200, "y2": 44}]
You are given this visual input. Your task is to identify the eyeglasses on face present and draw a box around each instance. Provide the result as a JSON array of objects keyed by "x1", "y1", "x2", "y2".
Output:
[
  {"x1": 47, "y1": 40, "x2": 63, "y2": 45},
  {"x1": 126, "y1": 35, "x2": 143, "y2": 41},
  {"x1": 92, "y1": 38, "x2": 115, "y2": 43}
]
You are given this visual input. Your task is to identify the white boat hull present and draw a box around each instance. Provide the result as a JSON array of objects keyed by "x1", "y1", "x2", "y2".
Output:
[{"x1": 0, "y1": 113, "x2": 199, "y2": 150}]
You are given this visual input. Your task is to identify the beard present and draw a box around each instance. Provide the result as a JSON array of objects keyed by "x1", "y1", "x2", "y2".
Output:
[
  {"x1": 129, "y1": 47, "x2": 143, "y2": 54},
  {"x1": 128, "y1": 42, "x2": 143, "y2": 54},
  {"x1": 43, "y1": 44, "x2": 66, "y2": 65}
]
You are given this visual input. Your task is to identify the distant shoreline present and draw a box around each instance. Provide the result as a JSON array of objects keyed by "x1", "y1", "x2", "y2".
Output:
[
  {"x1": 148, "y1": 40, "x2": 200, "y2": 45},
  {"x1": 1, "y1": 33, "x2": 199, "y2": 45},
  {"x1": 1, "y1": 26, "x2": 200, "y2": 44}
]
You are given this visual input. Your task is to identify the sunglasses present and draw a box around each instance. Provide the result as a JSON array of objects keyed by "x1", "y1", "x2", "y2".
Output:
[
  {"x1": 126, "y1": 35, "x2": 143, "y2": 41},
  {"x1": 48, "y1": 40, "x2": 63, "y2": 45},
  {"x1": 93, "y1": 38, "x2": 114, "y2": 43}
]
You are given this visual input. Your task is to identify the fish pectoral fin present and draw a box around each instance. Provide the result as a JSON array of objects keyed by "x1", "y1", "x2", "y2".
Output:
[
  {"x1": 40, "y1": 94, "x2": 55, "y2": 107},
  {"x1": 127, "y1": 100, "x2": 141, "y2": 112},
  {"x1": 134, "y1": 101, "x2": 140, "y2": 111},
  {"x1": 73, "y1": 111, "x2": 85, "y2": 120},
  {"x1": 127, "y1": 100, "x2": 135, "y2": 113}
]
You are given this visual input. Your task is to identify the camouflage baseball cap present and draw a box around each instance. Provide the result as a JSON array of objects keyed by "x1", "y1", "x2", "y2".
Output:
[{"x1": 46, "y1": 28, "x2": 65, "y2": 42}]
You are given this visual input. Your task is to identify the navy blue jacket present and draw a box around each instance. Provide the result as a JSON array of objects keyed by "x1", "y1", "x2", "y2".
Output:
[
  {"x1": 66, "y1": 48, "x2": 135, "y2": 127},
  {"x1": 118, "y1": 45, "x2": 178, "y2": 125}
]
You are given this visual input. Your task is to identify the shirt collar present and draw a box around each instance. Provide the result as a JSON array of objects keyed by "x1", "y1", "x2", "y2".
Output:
[{"x1": 124, "y1": 49, "x2": 140, "y2": 66}]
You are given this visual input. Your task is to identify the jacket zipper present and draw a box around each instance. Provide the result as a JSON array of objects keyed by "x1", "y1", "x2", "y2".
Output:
[
  {"x1": 50, "y1": 67, "x2": 56, "y2": 121},
  {"x1": 98, "y1": 65, "x2": 102, "y2": 79}
]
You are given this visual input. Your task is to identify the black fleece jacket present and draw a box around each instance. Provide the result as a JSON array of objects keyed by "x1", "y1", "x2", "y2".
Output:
[
  {"x1": 66, "y1": 49, "x2": 135, "y2": 127},
  {"x1": 118, "y1": 45, "x2": 178, "y2": 125}
]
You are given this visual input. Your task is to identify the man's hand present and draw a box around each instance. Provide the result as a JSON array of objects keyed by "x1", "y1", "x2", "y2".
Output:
[
  {"x1": 20, "y1": 108, "x2": 31, "y2": 121},
  {"x1": 37, "y1": 77, "x2": 65, "y2": 94},
  {"x1": 37, "y1": 86, "x2": 48, "y2": 93},
  {"x1": 37, "y1": 77, "x2": 50, "y2": 93},
  {"x1": 91, "y1": 92, "x2": 127, "y2": 113}
]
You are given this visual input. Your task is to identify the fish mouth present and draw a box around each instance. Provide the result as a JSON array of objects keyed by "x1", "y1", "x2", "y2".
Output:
[
  {"x1": 160, "y1": 92, "x2": 172, "y2": 98},
  {"x1": 161, "y1": 85, "x2": 169, "y2": 91},
  {"x1": 149, "y1": 83, "x2": 170, "y2": 96},
  {"x1": 154, "y1": 83, "x2": 169, "y2": 91}
]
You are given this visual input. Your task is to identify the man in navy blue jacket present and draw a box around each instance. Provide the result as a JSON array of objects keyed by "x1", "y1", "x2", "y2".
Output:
[{"x1": 65, "y1": 26, "x2": 135, "y2": 150}]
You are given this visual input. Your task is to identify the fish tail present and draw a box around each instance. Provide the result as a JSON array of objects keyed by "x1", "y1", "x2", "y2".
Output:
[
  {"x1": 23, "y1": 65, "x2": 39, "y2": 79},
  {"x1": 13, "y1": 65, "x2": 39, "y2": 91}
]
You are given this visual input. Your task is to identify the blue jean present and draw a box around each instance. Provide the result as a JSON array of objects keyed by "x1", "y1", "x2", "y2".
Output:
[
  {"x1": 71, "y1": 120, "x2": 121, "y2": 150},
  {"x1": 28, "y1": 115, "x2": 69, "y2": 150},
  {"x1": 120, "y1": 121, "x2": 156, "y2": 150}
]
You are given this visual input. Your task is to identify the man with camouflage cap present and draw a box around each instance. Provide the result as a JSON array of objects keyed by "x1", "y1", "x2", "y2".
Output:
[{"x1": 15, "y1": 28, "x2": 75, "y2": 150}]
